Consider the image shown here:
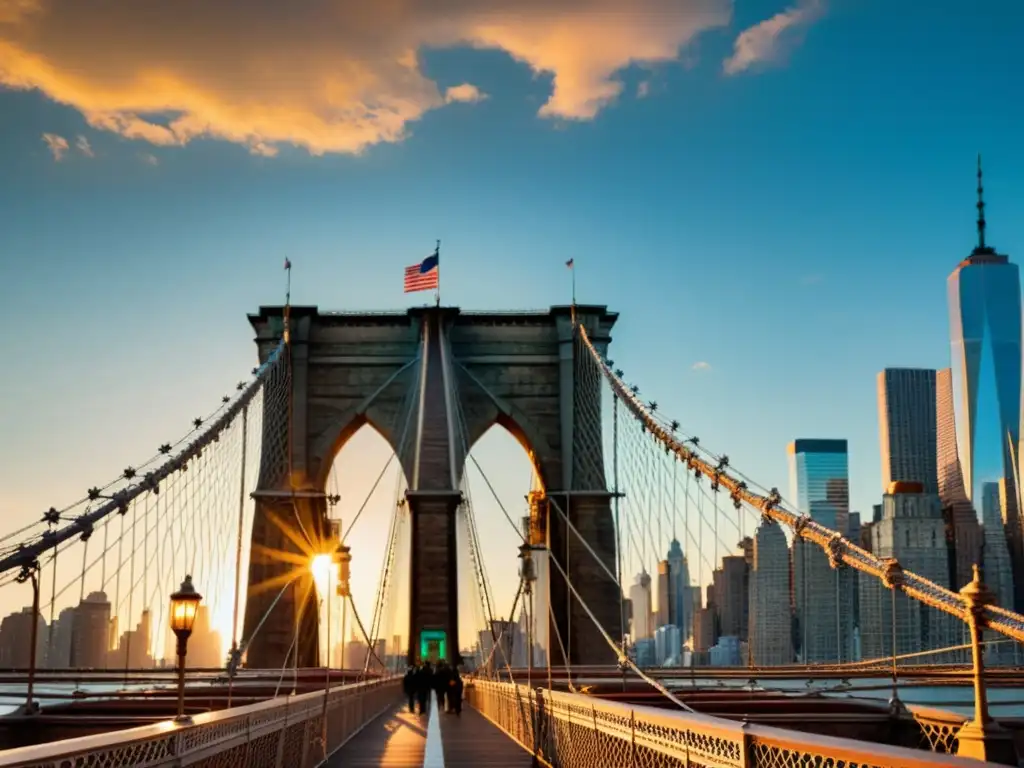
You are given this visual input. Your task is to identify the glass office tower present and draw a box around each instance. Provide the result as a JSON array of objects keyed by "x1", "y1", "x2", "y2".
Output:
[
  {"x1": 947, "y1": 159, "x2": 1022, "y2": 607},
  {"x1": 789, "y1": 439, "x2": 850, "y2": 534},
  {"x1": 788, "y1": 439, "x2": 853, "y2": 661}
]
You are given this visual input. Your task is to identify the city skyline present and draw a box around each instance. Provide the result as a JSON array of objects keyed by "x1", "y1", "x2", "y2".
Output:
[{"x1": 2, "y1": 2, "x2": 1024, "y2": 657}]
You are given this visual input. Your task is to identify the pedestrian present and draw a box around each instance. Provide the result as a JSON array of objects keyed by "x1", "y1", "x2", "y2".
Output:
[
  {"x1": 415, "y1": 663, "x2": 432, "y2": 715},
  {"x1": 433, "y1": 660, "x2": 450, "y2": 712},
  {"x1": 403, "y1": 666, "x2": 416, "y2": 712},
  {"x1": 449, "y1": 666, "x2": 464, "y2": 716}
]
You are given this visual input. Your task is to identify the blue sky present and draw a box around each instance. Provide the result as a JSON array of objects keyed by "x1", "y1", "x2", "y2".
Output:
[{"x1": 1, "y1": 0, "x2": 1023, "y2": 646}]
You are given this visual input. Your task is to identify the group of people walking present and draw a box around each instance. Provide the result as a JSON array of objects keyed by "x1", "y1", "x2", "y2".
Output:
[{"x1": 403, "y1": 660, "x2": 464, "y2": 716}]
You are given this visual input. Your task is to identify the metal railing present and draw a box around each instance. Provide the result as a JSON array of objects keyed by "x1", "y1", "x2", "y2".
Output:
[
  {"x1": 0, "y1": 677, "x2": 401, "y2": 768},
  {"x1": 467, "y1": 680, "x2": 980, "y2": 768}
]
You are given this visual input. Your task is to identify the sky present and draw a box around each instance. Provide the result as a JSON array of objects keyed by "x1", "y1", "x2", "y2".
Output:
[{"x1": 1, "y1": 0, "x2": 1023, "y2": 655}]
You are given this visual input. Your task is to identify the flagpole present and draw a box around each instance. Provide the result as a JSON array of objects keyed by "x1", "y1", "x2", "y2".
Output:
[{"x1": 434, "y1": 240, "x2": 441, "y2": 308}]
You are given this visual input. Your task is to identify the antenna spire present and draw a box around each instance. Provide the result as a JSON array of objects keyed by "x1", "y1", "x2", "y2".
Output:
[{"x1": 976, "y1": 154, "x2": 987, "y2": 251}]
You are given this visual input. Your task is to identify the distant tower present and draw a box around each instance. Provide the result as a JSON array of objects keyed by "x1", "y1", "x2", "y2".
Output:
[
  {"x1": 947, "y1": 156, "x2": 1024, "y2": 607},
  {"x1": 628, "y1": 571, "x2": 653, "y2": 640},
  {"x1": 877, "y1": 368, "x2": 938, "y2": 493},
  {"x1": 748, "y1": 521, "x2": 792, "y2": 666},
  {"x1": 789, "y1": 439, "x2": 853, "y2": 662},
  {"x1": 859, "y1": 482, "x2": 956, "y2": 662},
  {"x1": 936, "y1": 368, "x2": 983, "y2": 589},
  {"x1": 666, "y1": 540, "x2": 691, "y2": 644},
  {"x1": 655, "y1": 560, "x2": 672, "y2": 629}
]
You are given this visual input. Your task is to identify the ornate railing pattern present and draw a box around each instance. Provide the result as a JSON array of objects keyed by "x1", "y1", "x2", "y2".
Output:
[
  {"x1": 467, "y1": 680, "x2": 977, "y2": 768},
  {"x1": 0, "y1": 678, "x2": 400, "y2": 768}
]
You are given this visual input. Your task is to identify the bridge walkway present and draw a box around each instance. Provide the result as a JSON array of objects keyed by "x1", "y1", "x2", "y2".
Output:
[{"x1": 328, "y1": 697, "x2": 532, "y2": 767}]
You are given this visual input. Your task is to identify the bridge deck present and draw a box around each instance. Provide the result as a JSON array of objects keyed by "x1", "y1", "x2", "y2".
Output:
[{"x1": 328, "y1": 698, "x2": 531, "y2": 767}]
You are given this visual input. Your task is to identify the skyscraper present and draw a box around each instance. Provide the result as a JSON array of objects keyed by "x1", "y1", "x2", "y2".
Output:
[
  {"x1": 859, "y1": 482, "x2": 956, "y2": 662},
  {"x1": 936, "y1": 368, "x2": 983, "y2": 589},
  {"x1": 877, "y1": 368, "x2": 938, "y2": 493},
  {"x1": 947, "y1": 158, "x2": 1023, "y2": 605},
  {"x1": 748, "y1": 521, "x2": 792, "y2": 666},
  {"x1": 789, "y1": 439, "x2": 854, "y2": 662},
  {"x1": 666, "y1": 539, "x2": 691, "y2": 645},
  {"x1": 628, "y1": 571, "x2": 653, "y2": 640},
  {"x1": 655, "y1": 559, "x2": 672, "y2": 629}
]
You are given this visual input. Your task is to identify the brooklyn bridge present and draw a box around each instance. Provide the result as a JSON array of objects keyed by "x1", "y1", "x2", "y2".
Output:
[{"x1": 0, "y1": 304, "x2": 1021, "y2": 766}]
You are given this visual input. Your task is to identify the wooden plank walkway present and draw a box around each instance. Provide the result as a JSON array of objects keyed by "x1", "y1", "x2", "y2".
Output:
[
  {"x1": 328, "y1": 697, "x2": 533, "y2": 766},
  {"x1": 327, "y1": 704, "x2": 427, "y2": 767},
  {"x1": 437, "y1": 707, "x2": 533, "y2": 766}
]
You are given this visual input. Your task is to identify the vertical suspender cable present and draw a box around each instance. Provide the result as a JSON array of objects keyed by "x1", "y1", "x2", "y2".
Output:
[{"x1": 228, "y1": 405, "x2": 248, "y2": 707}]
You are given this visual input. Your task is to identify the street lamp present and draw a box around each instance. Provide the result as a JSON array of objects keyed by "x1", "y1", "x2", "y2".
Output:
[{"x1": 169, "y1": 575, "x2": 202, "y2": 724}]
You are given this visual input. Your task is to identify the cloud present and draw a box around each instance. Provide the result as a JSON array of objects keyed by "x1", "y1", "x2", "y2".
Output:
[
  {"x1": 636, "y1": 80, "x2": 650, "y2": 98},
  {"x1": 140, "y1": 152, "x2": 158, "y2": 166},
  {"x1": 41, "y1": 131, "x2": 67, "y2": 159},
  {"x1": 691, "y1": 361, "x2": 711, "y2": 371},
  {"x1": 723, "y1": 0, "x2": 823, "y2": 75},
  {"x1": 0, "y1": 0, "x2": 730, "y2": 156},
  {"x1": 445, "y1": 83, "x2": 487, "y2": 104},
  {"x1": 74, "y1": 134, "x2": 92, "y2": 156}
]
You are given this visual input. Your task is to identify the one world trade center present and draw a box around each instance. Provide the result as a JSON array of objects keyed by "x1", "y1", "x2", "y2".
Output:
[{"x1": 947, "y1": 157, "x2": 1022, "y2": 610}]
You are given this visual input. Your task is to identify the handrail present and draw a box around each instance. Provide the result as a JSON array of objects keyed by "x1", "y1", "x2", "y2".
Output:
[
  {"x1": 468, "y1": 679, "x2": 979, "y2": 767},
  {"x1": 0, "y1": 676, "x2": 400, "y2": 768}
]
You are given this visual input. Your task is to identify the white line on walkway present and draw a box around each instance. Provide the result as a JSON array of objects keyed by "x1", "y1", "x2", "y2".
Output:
[{"x1": 423, "y1": 696, "x2": 445, "y2": 768}]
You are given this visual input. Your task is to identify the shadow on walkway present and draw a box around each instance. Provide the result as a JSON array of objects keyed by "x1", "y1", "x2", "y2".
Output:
[{"x1": 327, "y1": 705, "x2": 427, "y2": 767}]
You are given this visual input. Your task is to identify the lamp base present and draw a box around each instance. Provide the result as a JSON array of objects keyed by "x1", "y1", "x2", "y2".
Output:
[{"x1": 173, "y1": 714, "x2": 194, "y2": 725}]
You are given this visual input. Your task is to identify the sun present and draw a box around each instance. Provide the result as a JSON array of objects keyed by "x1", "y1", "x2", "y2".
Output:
[{"x1": 311, "y1": 553, "x2": 334, "y2": 598}]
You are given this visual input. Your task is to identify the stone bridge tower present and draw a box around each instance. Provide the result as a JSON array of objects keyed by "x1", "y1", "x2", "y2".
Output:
[{"x1": 242, "y1": 305, "x2": 621, "y2": 669}]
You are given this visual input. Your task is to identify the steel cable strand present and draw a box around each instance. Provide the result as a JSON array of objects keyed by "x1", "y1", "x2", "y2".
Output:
[
  {"x1": 575, "y1": 327, "x2": 1004, "y2": 644},
  {"x1": 544, "y1": 549, "x2": 697, "y2": 712},
  {"x1": 0, "y1": 342, "x2": 286, "y2": 576},
  {"x1": 364, "y1": 369, "x2": 420, "y2": 655},
  {"x1": 449, "y1": 357, "x2": 500, "y2": 628}
]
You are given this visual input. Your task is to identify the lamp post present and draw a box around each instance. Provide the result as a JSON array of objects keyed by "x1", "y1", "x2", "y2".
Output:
[
  {"x1": 518, "y1": 543, "x2": 536, "y2": 690},
  {"x1": 16, "y1": 561, "x2": 41, "y2": 715},
  {"x1": 320, "y1": 520, "x2": 345, "y2": 758},
  {"x1": 169, "y1": 575, "x2": 202, "y2": 724}
]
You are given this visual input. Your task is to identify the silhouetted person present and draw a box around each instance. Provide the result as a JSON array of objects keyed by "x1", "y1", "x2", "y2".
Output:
[
  {"x1": 415, "y1": 663, "x2": 432, "y2": 715},
  {"x1": 403, "y1": 666, "x2": 416, "y2": 712},
  {"x1": 433, "y1": 660, "x2": 451, "y2": 711},
  {"x1": 449, "y1": 667, "x2": 464, "y2": 716}
]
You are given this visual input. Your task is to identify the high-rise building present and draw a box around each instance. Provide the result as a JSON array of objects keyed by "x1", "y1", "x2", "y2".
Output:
[
  {"x1": 789, "y1": 439, "x2": 854, "y2": 662},
  {"x1": 947, "y1": 159, "x2": 1024, "y2": 605},
  {"x1": 0, "y1": 607, "x2": 47, "y2": 668},
  {"x1": 654, "y1": 624, "x2": 681, "y2": 666},
  {"x1": 655, "y1": 559, "x2": 672, "y2": 629},
  {"x1": 47, "y1": 606, "x2": 76, "y2": 668},
  {"x1": 71, "y1": 592, "x2": 111, "y2": 669},
  {"x1": 936, "y1": 368, "x2": 984, "y2": 589},
  {"x1": 628, "y1": 571, "x2": 653, "y2": 640},
  {"x1": 715, "y1": 556, "x2": 747, "y2": 639},
  {"x1": 666, "y1": 540, "x2": 691, "y2": 645},
  {"x1": 748, "y1": 521, "x2": 792, "y2": 666},
  {"x1": 877, "y1": 368, "x2": 939, "y2": 493},
  {"x1": 859, "y1": 482, "x2": 959, "y2": 662}
]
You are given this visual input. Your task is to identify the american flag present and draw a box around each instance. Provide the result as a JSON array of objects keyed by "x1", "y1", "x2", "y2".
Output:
[{"x1": 404, "y1": 251, "x2": 439, "y2": 293}]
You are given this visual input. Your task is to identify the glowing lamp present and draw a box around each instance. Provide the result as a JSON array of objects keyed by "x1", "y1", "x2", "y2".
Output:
[
  {"x1": 169, "y1": 575, "x2": 202, "y2": 635},
  {"x1": 169, "y1": 575, "x2": 202, "y2": 724}
]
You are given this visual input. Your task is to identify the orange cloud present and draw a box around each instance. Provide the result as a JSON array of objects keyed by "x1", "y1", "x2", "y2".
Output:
[
  {"x1": 0, "y1": 1, "x2": 730, "y2": 156},
  {"x1": 723, "y1": 0, "x2": 823, "y2": 75}
]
